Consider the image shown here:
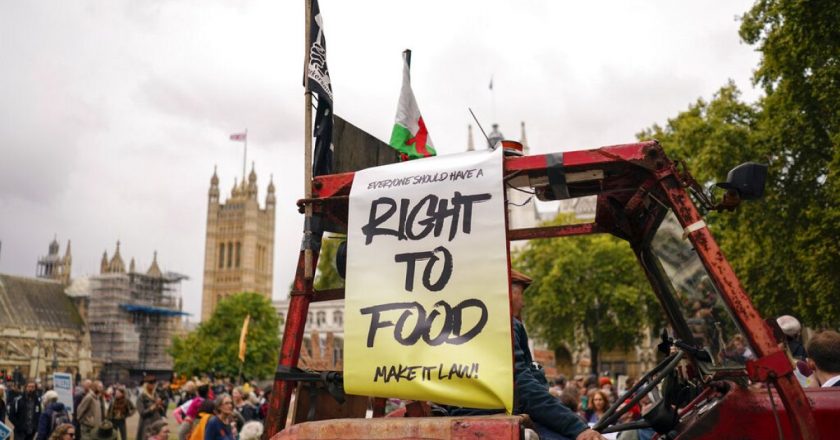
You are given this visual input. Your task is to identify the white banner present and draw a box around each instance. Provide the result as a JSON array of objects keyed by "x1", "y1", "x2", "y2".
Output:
[
  {"x1": 344, "y1": 148, "x2": 513, "y2": 411},
  {"x1": 52, "y1": 372, "x2": 74, "y2": 414}
]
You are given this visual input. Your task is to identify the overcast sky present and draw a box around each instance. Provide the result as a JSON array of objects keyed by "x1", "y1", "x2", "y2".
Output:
[{"x1": 0, "y1": 0, "x2": 761, "y2": 321}]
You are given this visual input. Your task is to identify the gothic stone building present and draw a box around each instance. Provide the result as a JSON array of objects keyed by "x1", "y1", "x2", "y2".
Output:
[{"x1": 201, "y1": 164, "x2": 276, "y2": 321}]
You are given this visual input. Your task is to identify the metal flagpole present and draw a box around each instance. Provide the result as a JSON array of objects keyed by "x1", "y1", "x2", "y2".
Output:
[{"x1": 303, "y1": 1, "x2": 314, "y2": 280}]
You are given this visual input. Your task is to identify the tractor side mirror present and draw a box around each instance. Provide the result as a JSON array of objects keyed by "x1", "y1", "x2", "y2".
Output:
[{"x1": 715, "y1": 162, "x2": 768, "y2": 201}]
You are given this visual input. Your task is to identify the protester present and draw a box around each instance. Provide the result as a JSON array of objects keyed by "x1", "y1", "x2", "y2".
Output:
[
  {"x1": 598, "y1": 377, "x2": 614, "y2": 402},
  {"x1": 0, "y1": 384, "x2": 7, "y2": 424},
  {"x1": 37, "y1": 390, "x2": 70, "y2": 440},
  {"x1": 136, "y1": 376, "x2": 165, "y2": 440},
  {"x1": 232, "y1": 387, "x2": 257, "y2": 428},
  {"x1": 47, "y1": 423, "x2": 75, "y2": 440},
  {"x1": 72, "y1": 380, "x2": 91, "y2": 431},
  {"x1": 9, "y1": 381, "x2": 42, "y2": 440},
  {"x1": 584, "y1": 390, "x2": 609, "y2": 424},
  {"x1": 450, "y1": 270, "x2": 602, "y2": 440},
  {"x1": 145, "y1": 419, "x2": 170, "y2": 440},
  {"x1": 204, "y1": 394, "x2": 236, "y2": 440},
  {"x1": 106, "y1": 387, "x2": 135, "y2": 440},
  {"x1": 239, "y1": 421, "x2": 264, "y2": 440},
  {"x1": 777, "y1": 315, "x2": 807, "y2": 360},
  {"x1": 806, "y1": 330, "x2": 840, "y2": 387},
  {"x1": 188, "y1": 399, "x2": 217, "y2": 440},
  {"x1": 76, "y1": 381, "x2": 104, "y2": 440}
]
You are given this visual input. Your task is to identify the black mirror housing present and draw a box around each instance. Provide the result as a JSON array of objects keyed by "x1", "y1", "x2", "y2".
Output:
[{"x1": 715, "y1": 162, "x2": 768, "y2": 200}]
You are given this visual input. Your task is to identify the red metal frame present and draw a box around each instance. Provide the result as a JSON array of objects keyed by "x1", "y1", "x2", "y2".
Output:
[{"x1": 265, "y1": 141, "x2": 823, "y2": 439}]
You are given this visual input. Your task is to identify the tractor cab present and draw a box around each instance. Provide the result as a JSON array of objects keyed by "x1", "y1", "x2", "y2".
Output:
[{"x1": 265, "y1": 140, "x2": 836, "y2": 439}]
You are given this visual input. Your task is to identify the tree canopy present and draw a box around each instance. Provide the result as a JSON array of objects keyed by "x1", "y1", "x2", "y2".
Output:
[
  {"x1": 515, "y1": 215, "x2": 661, "y2": 375},
  {"x1": 170, "y1": 292, "x2": 280, "y2": 379},
  {"x1": 639, "y1": 0, "x2": 840, "y2": 327}
]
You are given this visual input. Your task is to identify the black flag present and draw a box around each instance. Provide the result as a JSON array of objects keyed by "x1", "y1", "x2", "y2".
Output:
[{"x1": 307, "y1": 0, "x2": 333, "y2": 176}]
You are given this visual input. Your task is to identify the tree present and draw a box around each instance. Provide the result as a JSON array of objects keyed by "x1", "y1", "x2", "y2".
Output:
[
  {"x1": 170, "y1": 292, "x2": 280, "y2": 379},
  {"x1": 515, "y1": 215, "x2": 661, "y2": 375},
  {"x1": 315, "y1": 234, "x2": 345, "y2": 290},
  {"x1": 638, "y1": 0, "x2": 840, "y2": 327}
]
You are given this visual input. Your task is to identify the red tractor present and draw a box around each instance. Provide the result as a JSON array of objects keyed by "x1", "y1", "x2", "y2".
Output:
[{"x1": 264, "y1": 140, "x2": 838, "y2": 439}]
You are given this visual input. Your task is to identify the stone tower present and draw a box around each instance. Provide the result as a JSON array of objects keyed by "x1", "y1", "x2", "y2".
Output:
[
  {"x1": 201, "y1": 164, "x2": 276, "y2": 321},
  {"x1": 36, "y1": 237, "x2": 72, "y2": 284}
]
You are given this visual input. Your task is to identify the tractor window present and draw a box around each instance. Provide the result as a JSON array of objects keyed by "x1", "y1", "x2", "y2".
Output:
[{"x1": 650, "y1": 211, "x2": 753, "y2": 369}]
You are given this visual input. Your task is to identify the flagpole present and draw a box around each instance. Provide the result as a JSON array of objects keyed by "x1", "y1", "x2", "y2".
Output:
[
  {"x1": 303, "y1": 0, "x2": 314, "y2": 280},
  {"x1": 243, "y1": 128, "x2": 248, "y2": 183}
]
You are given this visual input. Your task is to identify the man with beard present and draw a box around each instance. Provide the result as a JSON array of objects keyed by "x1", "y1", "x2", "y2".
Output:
[{"x1": 9, "y1": 381, "x2": 42, "y2": 440}]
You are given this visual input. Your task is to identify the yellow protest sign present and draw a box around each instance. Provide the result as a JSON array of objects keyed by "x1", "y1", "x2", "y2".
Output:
[{"x1": 345, "y1": 148, "x2": 513, "y2": 412}]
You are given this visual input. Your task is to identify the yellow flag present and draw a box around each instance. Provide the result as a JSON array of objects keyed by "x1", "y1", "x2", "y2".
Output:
[{"x1": 238, "y1": 315, "x2": 250, "y2": 362}]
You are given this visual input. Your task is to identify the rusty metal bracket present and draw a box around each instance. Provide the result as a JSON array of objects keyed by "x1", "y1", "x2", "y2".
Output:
[{"x1": 746, "y1": 350, "x2": 794, "y2": 382}]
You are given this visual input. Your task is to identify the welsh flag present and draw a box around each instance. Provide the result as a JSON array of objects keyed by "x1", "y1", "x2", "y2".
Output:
[{"x1": 389, "y1": 51, "x2": 435, "y2": 160}]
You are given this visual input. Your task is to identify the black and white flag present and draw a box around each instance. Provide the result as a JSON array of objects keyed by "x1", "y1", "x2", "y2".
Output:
[
  {"x1": 306, "y1": 0, "x2": 334, "y2": 176},
  {"x1": 306, "y1": 0, "x2": 332, "y2": 104}
]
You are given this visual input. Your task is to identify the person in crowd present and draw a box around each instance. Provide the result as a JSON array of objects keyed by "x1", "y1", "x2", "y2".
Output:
[
  {"x1": 204, "y1": 394, "x2": 236, "y2": 440},
  {"x1": 806, "y1": 330, "x2": 840, "y2": 387},
  {"x1": 76, "y1": 381, "x2": 104, "y2": 440},
  {"x1": 47, "y1": 423, "x2": 75, "y2": 440},
  {"x1": 37, "y1": 390, "x2": 70, "y2": 440},
  {"x1": 9, "y1": 381, "x2": 42, "y2": 440},
  {"x1": 0, "y1": 384, "x2": 7, "y2": 424},
  {"x1": 450, "y1": 270, "x2": 602, "y2": 440},
  {"x1": 232, "y1": 387, "x2": 257, "y2": 427},
  {"x1": 550, "y1": 376, "x2": 567, "y2": 396},
  {"x1": 72, "y1": 380, "x2": 91, "y2": 431},
  {"x1": 558, "y1": 384, "x2": 581, "y2": 416},
  {"x1": 188, "y1": 399, "x2": 217, "y2": 440},
  {"x1": 598, "y1": 377, "x2": 614, "y2": 402},
  {"x1": 584, "y1": 390, "x2": 609, "y2": 424},
  {"x1": 259, "y1": 388, "x2": 271, "y2": 420},
  {"x1": 177, "y1": 381, "x2": 197, "y2": 407},
  {"x1": 239, "y1": 421, "x2": 264, "y2": 440},
  {"x1": 144, "y1": 419, "x2": 170, "y2": 440},
  {"x1": 777, "y1": 315, "x2": 807, "y2": 360},
  {"x1": 106, "y1": 386, "x2": 135, "y2": 440},
  {"x1": 182, "y1": 383, "x2": 212, "y2": 440},
  {"x1": 136, "y1": 376, "x2": 165, "y2": 440}
]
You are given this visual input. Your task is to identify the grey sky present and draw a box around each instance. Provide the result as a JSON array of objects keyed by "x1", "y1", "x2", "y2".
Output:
[{"x1": 0, "y1": 0, "x2": 761, "y2": 321}]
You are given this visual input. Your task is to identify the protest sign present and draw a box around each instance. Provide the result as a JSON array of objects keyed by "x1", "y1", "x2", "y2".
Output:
[
  {"x1": 0, "y1": 421, "x2": 11, "y2": 440},
  {"x1": 53, "y1": 372, "x2": 74, "y2": 414},
  {"x1": 344, "y1": 147, "x2": 513, "y2": 411}
]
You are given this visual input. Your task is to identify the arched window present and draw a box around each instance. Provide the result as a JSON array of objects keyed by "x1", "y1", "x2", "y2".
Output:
[
  {"x1": 227, "y1": 242, "x2": 233, "y2": 268},
  {"x1": 316, "y1": 311, "x2": 326, "y2": 326}
]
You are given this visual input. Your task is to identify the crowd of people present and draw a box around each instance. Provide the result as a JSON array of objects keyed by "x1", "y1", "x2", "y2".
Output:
[{"x1": 0, "y1": 375, "x2": 271, "y2": 440}]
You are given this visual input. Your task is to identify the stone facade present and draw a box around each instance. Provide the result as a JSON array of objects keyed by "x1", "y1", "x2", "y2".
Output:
[
  {"x1": 201, "y1": 164, "x2": 276, "y2": 321},
  {"x1": 0, "y1": 273, "x2": 94, "y2": 381}
]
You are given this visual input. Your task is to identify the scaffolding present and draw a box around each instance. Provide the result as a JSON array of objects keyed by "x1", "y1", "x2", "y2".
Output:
[{"x1": 89, "y1": 270, "x2": 188, "y2": 382}]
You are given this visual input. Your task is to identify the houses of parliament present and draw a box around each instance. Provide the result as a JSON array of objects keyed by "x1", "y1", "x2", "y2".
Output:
[{"x1": 201, "y1": 163, "x2": 276, "y2": 320}]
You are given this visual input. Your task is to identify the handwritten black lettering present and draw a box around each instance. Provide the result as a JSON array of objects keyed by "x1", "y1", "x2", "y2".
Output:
[
  {"x1": 359, "y1": 299, "x2": 488, "y2": 347},
  {"x1": 394, "y1": 246, "x2": 453, "y2": 292},
  {"x1": 360, "y1": 192, "x2": 492, "y2": 245}
]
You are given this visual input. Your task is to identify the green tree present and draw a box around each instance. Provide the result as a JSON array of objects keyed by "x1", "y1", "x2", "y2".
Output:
[
  {"x1": 639, "y1": 0, "x2": 840, "y2": 327},
  {"x1": 515, "y1": 216, "x2": 661, "y2": 375},
  {"x1": 170, "y1": 292, "x2": 280, "y2": 379}
]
